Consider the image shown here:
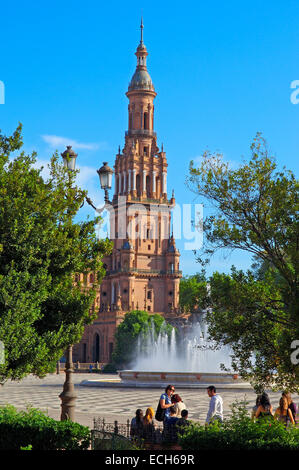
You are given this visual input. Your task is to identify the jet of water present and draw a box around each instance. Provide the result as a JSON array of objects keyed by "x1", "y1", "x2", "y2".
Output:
[{"x1": 131, "y1": 318, "x2": 233, "y2": 373}]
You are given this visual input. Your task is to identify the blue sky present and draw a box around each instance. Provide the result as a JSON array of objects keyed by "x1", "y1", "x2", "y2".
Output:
[{"x1": 0, "y1": 0, "x2": 298, "y2": 277}]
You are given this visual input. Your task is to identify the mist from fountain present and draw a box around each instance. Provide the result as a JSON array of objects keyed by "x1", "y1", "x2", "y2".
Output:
[{"x1": 131, "y1": 317, "x2": 233, "y2": 373}]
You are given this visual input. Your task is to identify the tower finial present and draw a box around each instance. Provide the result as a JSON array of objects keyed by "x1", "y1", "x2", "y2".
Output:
[{"x1": 140, "y1": 16, "x2": 144, "y2": 44}]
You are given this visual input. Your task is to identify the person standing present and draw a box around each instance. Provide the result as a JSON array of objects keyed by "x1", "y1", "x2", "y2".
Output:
[
  {"x1": 159, "y1": 384, "x2": 176, "y2": 421},
  {"x1": 205, "y1": 385, "x2": 223, "y2": 425}
]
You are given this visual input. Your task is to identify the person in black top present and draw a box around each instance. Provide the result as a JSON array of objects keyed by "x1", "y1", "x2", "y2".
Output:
[
  {"x1": 176, "y1": 409, "x2": 191, "y2": 433},
  {"x1": 255, "y1": 392, "x2": 274, "y2": 421},
  {"x1": 163, "y1": 406, "x2": 179, "y2": 443}
]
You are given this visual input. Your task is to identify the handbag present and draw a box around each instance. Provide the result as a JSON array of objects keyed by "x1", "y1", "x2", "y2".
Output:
[{"x1": 155, "y1": 401, "x2": 165, "y2": 422}]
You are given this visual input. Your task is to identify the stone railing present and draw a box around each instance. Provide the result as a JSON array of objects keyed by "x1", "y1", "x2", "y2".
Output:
[
  {"x1": 106, "y1": 267, "x2": 182, "y2": 276},
  {"x1": 125, "y1": 129, "x2": 157, "y2": 138},
  {"x1": 56, "y1": 362, "x2": 105, "y2": 373},
  {"x1": 129, "y1": 195, "x2": 173, "y2": 205}
]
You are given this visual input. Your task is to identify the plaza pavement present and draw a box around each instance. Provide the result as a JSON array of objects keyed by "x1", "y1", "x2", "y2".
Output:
[{"x1": 0, "y1": 373, "x2": 298, "y2": 429}]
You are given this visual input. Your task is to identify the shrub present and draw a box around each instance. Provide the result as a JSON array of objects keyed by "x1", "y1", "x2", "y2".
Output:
[
  {"x1": 102, "y1": 363, "x2": 117, "y2": 373},
  {"x1": 92, "y1": 434, "x2": 142, "y2": 450},
  {"x1": 178, "y1": 399, "x2": 299, "y2": 451},
  {"x1": 0, "y1": 405, "x2": 91, "y2": 450}
]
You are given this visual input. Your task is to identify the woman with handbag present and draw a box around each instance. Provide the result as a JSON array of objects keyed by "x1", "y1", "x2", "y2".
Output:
[{"x1": 158, "y1": 385, "x2": 176, "y2": 423}]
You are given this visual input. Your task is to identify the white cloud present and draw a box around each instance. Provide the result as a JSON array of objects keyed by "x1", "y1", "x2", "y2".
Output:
[
  {"x1": 41, "y1": 134, "x2": 108, "y2": 151},
  {"x1": 33, "y1": 157, "x2": 97, "y2": 184}
]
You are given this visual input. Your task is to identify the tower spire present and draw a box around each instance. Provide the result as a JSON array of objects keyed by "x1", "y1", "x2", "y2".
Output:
[{"x1": 140, "y1": 16, "x2": 144, "y2": 45}]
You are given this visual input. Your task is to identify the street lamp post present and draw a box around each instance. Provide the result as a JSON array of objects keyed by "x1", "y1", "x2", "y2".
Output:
[
  {"x1": 59, "y1": 145, "x2": 79, "y2": 421},
  {"x1": 86, "y1": 161, "x2": 114, "y2": 212},
  {"x1": 59, "y1": 345, "x2": 77, "y2": 421},
  {"x1": 59, "y1": 146, "x2": 113, "y2": 421},
  {"x1": 97, "y1": 162, "x2": 114, "y2": 204}
]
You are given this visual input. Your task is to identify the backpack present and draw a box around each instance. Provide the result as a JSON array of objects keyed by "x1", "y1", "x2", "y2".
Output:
[{"x1": 155, "y1": 401, "x2": 165, "y2": 422}]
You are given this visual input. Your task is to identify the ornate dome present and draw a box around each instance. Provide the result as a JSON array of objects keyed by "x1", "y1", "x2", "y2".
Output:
[{"x1": 128, "y1": 68, "x2": 155, "y2": 92}]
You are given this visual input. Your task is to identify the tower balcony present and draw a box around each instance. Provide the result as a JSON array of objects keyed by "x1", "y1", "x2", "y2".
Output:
[
  {"x1": 105, "y1": 267, "x2": 182, "y2": 277},
  {"x1": 125, "y1": 129, "x2": 157, "y2": 138}
]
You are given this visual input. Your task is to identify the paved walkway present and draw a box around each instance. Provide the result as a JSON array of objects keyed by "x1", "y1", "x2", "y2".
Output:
[{"x1": 0, "y1": 373, "x2": 298, "y2": 429}]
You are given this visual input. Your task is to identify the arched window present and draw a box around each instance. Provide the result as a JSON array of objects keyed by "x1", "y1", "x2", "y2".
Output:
[
  {"x1": 89, "y1": 273, "x2": 94, "y2": 284},
  {"x1": 146, "y1": 175, "x2": 151, "y2": 198},
  {"x1": 144, "y1": 112, "x2": 149, "y2": 129},
  {"x1": 136, "y1": 174, "x2": 141, "y2": 196},
  {"x1": 83, "y1": 343, "x2": 87, "y2": 363},
  {"x1": 93, "y1": 334, "x2": 100, "y2": 362}
]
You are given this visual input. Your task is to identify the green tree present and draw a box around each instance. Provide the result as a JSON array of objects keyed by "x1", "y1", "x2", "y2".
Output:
[
  {"x1": 186, "y1": 133, "x2": 299, "y2": 391},
  {"x1": 112, "y1": 310, "x2": 174, "y2": 368},
  {"x1": 0, "y1": 125, "x2": 112, "y2": 383},
  {"x1": 179, "y1": 271, "x2": 208, "y2": 313}
]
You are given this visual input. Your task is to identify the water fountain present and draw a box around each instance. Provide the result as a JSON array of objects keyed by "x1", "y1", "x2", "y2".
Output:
[
  {"x1": 118, "y1": 317, "x2": 247, "y2": 388},
  {"x1": 80, "y1": 316, "x2": 250, "y2": 388}
]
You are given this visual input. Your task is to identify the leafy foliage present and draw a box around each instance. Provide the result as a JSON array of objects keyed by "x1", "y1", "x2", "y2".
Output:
[
  {"x1": 0, "y1": 125, "x2": 112, "y2": 382},
  {"x1": 179, "y1": 271, "x2": 209, "y2": 313},
  {"x1": 179, "y1": 399, "x2": 299, "y2": 450},
  {"x1": 186, "y1": 133, "x2": 299, "y2": 391},
  {"x1": 0, "y1": 405, "x2": 91, "y2": 450},
  {"x1": 92, "y1": 433, "x2": 142, "y2": 450},
  {"x1": 206, "y1": 266, "x2": 298, "y2": 391}
]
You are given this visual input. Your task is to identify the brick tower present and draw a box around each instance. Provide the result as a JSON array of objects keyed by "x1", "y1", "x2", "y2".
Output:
[{"x1": 73, "y1": 21, "x2": 182, "y2": 364}]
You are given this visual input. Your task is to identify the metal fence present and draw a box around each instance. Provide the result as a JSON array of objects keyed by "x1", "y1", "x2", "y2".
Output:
[{"x1": 92, "y1": 417, "x2": 183, "y2": 450}]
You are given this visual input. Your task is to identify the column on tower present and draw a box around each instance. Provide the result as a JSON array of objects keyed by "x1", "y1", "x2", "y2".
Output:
[
  {"x1": 123, "y1": 170, "x2": 126, "y2": 193},
  {"x1": 128, "y1": 169, "x2": 131, "y2": 192},
  {"x1": 143, "y1": 169, "x2": 146, "y2": 196},
  {"x1": 118, "y1": 171, "x2": 122, "y2": 194},
  {"x1": 152, "y1": 170, "x2": 156, "y2": 195},
  {"x1": 132, "y1": 169, "x2": 136, "y2": 192},
  {"x1": 162, "y1": 171, "x2": 167, "y2": 196}
]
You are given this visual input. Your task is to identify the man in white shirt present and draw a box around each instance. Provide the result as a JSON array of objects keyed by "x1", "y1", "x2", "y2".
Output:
[{"x1": 205, "y1": 385, "x2": 223, "y2": 425}]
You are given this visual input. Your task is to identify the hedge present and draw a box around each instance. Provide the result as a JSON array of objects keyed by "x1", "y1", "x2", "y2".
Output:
[
  {"x1": 0, "y1": 405, "x2": 91, "y2": 450},
  {"x1": 178, "y1": 400, "x2": 299, "y2": 451}
]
